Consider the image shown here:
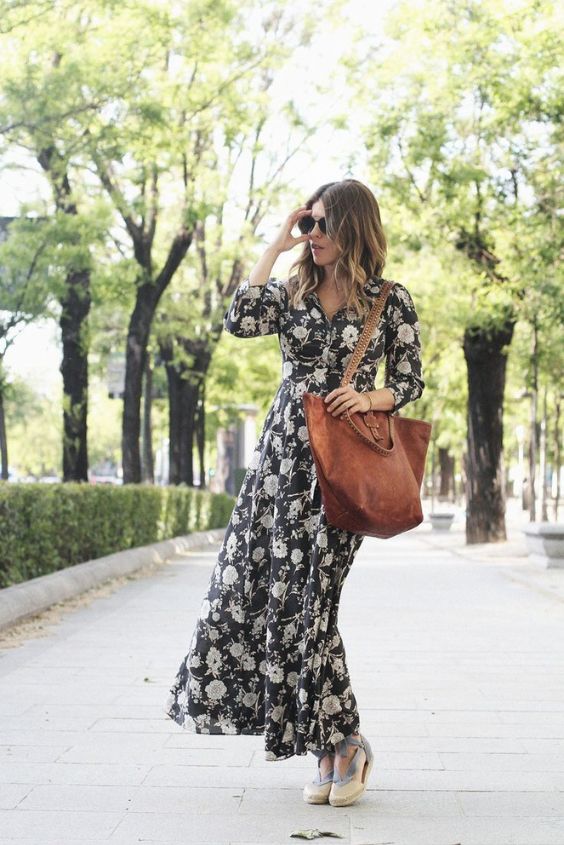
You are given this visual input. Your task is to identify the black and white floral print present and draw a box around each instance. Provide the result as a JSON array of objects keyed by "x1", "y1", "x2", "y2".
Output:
[{"x1": 164, "y1": 275, "x2": 424, "y2": 761}]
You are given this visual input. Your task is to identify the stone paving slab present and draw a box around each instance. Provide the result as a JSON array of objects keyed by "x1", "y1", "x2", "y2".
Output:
[{"x1": 0, "y1": 519, "x2": 563, "y2": 844}]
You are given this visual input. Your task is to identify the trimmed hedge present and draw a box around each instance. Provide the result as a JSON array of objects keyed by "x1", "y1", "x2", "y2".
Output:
[{"x1": 0, "y1": 482, "x2": 235, "y2": 588}]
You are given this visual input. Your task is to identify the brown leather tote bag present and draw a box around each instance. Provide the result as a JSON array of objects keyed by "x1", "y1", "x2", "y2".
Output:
[{"x1": 302, "y1": 281, "x2": 432, "y2": 538}]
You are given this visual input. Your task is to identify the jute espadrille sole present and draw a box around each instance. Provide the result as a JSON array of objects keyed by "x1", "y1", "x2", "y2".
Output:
[{"x1": 303, "y1": 776, "x2": 334, "y2": 804}]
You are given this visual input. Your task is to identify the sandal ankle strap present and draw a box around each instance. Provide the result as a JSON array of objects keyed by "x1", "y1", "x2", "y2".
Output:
[
  {"x1": 334, "y1": 733, "x2": 365, "y2": 755},
  {"x1": 311, "y1": 747, "x2": 334, "y2": 761}
]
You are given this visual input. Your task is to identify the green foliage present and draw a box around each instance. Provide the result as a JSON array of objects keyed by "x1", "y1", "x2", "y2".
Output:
[
  {"x1": 350, "y1": 0, "x2": 562, "y2": 463},
  {"x1": 0, "y1": 481, "x2": 235, "y2": 588}
]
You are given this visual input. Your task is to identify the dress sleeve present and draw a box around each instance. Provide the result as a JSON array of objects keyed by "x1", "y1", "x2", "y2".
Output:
[
  {"x1": 383, "y1": 283, "x2": 425, "y2": 412},
  {"x1": 223, "y1": 277, "x2": 287, "y2": 338}
]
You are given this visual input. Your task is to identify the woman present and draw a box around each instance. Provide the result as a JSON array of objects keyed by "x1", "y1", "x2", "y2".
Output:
[{"x1": 165, "y1": 179, "x2": 424, "y2": 808}]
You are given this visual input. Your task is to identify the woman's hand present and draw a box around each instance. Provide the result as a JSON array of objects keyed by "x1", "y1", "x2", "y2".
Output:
[
  {"x1": 270, "y1": 206, "x2": 311, "y2": 254},
  {"x1": 324, "y1": 386, "x2": 371, "y2": 417},
  {"x1": 248, "y1": 207, "x2": 311, "y2": 286}
]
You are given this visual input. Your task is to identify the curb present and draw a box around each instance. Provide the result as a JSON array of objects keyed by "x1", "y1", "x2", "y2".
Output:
[{"x1": 0, "y1": 526, "x2": 226, "y2": 632}]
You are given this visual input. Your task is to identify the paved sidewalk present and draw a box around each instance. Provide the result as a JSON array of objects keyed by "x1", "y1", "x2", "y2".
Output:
[{"x1": 1, "y1": 519, "x2": 563, "y2": 844}]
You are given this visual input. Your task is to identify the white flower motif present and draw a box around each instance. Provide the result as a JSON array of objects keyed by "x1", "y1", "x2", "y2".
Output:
[
  {"x1": 282, "y1": 360, "x2": 293, "y2": 377},
  {"x1": 252, "y1": 546, "x2": 265, "y2": 561},
  {"x1": 286, "y1": 671, "x2": 299, "y2": 687},
  {"x1": 317, "y1": 531, "x2": 328, "y2": 549},
  {"x1": 229, "y1": 642, "x2": 244, "y2": 657},
  {"x1": 292, "y1": 325, "x2": 308, "y2": 340},
  {"x1": 271, "y1": 580, "x2": 286, "y2": 598},
  {"x1": 272, "y1": 537, "x2": 288, "y2": 558},
  {"x1": 248, "y1": 450, "x2": 261, "y2": 470},
  {"x1": 205, "y1": 647, "x2": 222, "y2": 672},
  {"x1": 322, "y1": 695, "x2": 342, "y2": 715},
  {"x1": 304, "y1": 515, "x2": 318, "y2": 535},
  {"x1": 343, "y1": 325, "x2": 359, "y2": 347},
  {"x1": 261, "y1": 512, "x2": 274, "y2": 529},
  {"x1": 243, "y1": 691, "x2": 257, "y2": 707},
  {"x1": 397, "y1": 323, "x2": 415, "y2": 344},
  {"x1": 397, "y1": 359, "x2": 412, "y2": 374},
  {"x1": 222, "y1": 565, "x2": 239, "y2": 585},
  {"x1": 241, "y1": 316, "x2": 258, "y2": 333},
  {"x1": 333, "y1": 657, "x2": 345, "y2": 676},
  {"x1": 268, "y1": 664, "x2": 284, "y2": 683},
  {"x1": 297, "y1": 425, "x2": 309, "y2": 442},
  {"x1": 246, "y1": 282, "x2": 261, "y2": 298},
  {"x1": 229, "y1": 604, "x2": 245, "y2": 623},
  {"x1": 242, "y1": 653, "x2": 256, "y2": 671},
  {"x1": 291, "y1": 548, "x2": 303, "y2": 564},
  {"x1": 282, "y1": 721, "x2": 295, "y2": 742},
  {"x1": 271, "y1": 704, "x2": 284, "y2": 722},
  {"x1": 280, "y1": 458, "x2": 293, "y2": 475},
  {"x1": 199, "y1": 599, "x2": 210, "y2": 620},
  {"x1": 206, "y1": 679, "x2": 227, "y2": 701},
  {"x1": 218, "y1": 717, "x2": 237, "y2": 733},
  {"x1": 263, "y1": 474, "x2": 278, "y2": 496}
]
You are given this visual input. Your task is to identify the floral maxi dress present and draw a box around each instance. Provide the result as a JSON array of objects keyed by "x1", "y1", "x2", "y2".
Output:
[{"x1": 164, "y1": 275, "x2": 424, "y2": 761}]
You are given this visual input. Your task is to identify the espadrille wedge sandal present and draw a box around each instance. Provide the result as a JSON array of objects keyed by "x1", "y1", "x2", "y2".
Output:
[
  {"x1": 302, "y1": 748, "x2": 335, "y2": 804},
  {"x1": 329, "y1": 733, "x2": 373, "y2": 807}
]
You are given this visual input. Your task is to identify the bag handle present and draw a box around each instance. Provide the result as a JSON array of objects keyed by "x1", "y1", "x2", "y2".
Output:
[{"x1": 340, "y1": 279, "x2": 395, "y2": 386}]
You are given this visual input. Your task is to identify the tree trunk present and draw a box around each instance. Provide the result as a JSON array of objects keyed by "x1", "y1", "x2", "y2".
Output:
[
  {"x1": 539, "y1": 387, "x2": 548, "y2": 521},
  {"x1": 165, "y1": 366, "x2": 199, "y2": 486},
  {"x1": 554, "y1": 395, "x2": 561, "y2": 521},
  {"x1": 141, "y1": 352, "x2": 154, "y2": 483},
  {"x1": 438, "y1": 447, "x2": 455, "y2": 501},
  {"x1": 161, "y1": 337, "x2": 211, "y2": 486},
  {"x1": 122, "y1": 292, "x2": 153, "y2": 484},
  {"x1": 121, "y1": 230, "x2": 193, "y2": 484},
  {"x1": 0, "y1": 387, "x2": 8, "y2": 480},
  {"x1": 60, "y1": 267, "x2": 91, "y2": 482},
  {"x1": 36, "y1": 146, "x2": 92, "y2": 484},
  {"x1": 528, "y1": 321, "x2": 539, "y2": 521},
  {"x1": 196, "y1": 380, "x2": 206, "y2": 489},
  {"x1": 463, "y1": 319, "x2": 515, "y2": 543}
]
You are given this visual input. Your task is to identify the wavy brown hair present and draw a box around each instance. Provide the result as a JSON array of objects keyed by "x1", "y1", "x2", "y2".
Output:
[{"x1": 287, "y1": 179, "x2": 388, "y2": 319}]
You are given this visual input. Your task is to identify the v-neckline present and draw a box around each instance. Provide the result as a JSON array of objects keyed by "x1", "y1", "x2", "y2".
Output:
[{"x1": 311, "y1": 291, "x2": 347, "y2": 325}]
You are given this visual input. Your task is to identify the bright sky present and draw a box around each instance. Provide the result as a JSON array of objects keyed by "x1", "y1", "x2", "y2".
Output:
[{"x1": 2, "y1": 0, "x2": 398, "y2": 394}]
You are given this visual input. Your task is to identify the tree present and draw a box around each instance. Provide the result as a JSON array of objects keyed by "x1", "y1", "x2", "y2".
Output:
[
  {"x1": 0, "y1": 216, "x2": 52, "y2": 478},
  {"x1": 353, "y1": 0, "x2": 562, "y2": 541},
  {"x1": 0, "y1": 0, "x2": 310, "y2": 484},
  {"x1": 155, "y1": 100, "x2": 313, "y2": 486},
  {"x1": 82, "y1": 1, "x2": 307, "y2": 483},
  {"x1": 0, "y1": 3, "x2": 117, "y2": 481}
]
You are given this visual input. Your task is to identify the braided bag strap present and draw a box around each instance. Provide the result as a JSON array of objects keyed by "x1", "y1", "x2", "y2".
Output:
[{"x1": 341, "y1": 280, "x2": 395, "y2": 387}]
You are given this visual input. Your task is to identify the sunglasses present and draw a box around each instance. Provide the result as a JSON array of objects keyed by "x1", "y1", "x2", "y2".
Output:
[{"x1": 297, "y1": 214, "x2": 327, "y2": 235}]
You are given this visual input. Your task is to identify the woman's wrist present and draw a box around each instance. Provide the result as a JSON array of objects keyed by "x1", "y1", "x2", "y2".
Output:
[
  {"x1": 248, "y1": 246, "x2": 282, "y2": 286},
  {"x1": 364, "y1": 387, "x2": 396, "y2": 412}
]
